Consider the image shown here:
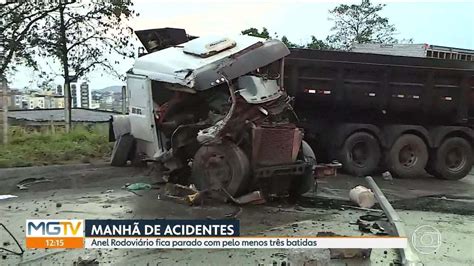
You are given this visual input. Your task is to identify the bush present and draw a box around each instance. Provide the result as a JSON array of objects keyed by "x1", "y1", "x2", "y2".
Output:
[{"x1": 0, "y1": 124, "x2": 113, "y2": 168}]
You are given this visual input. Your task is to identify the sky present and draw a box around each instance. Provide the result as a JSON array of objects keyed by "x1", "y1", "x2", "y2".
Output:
[{"x1": 9, "y1": 0, "x2": 474, "y2": 91}]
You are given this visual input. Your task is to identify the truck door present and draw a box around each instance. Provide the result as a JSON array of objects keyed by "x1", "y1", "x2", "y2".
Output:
[{"x1": 127, "y1": 74, "x2": 159, "y2": 152}]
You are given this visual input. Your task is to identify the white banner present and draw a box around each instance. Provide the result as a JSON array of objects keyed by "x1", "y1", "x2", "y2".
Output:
[{"x1": 85, "y1": 237, "x2": 407, "y2": 249}]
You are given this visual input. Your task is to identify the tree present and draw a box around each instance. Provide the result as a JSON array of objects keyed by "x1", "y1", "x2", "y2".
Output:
[
  {"x1": 242, "y1": 27, "x2": 331, "y2": 50},
  {"x1": 281, "y1": 36, "x2": 304, "y2": 48},
  {"x1": 241, "y1": 27, "x2": 271, "y2": 39},
  {"x1": 0, "y1": 2, "x2": 60, "y2": 80},
  {"x1": 327, "y1": 0, "x2": 397, "y2": 50},
  {"x1": 33, "y1": 0, "x2": 136, "y2": 131},
  {"x1": 241, "y1": 28, "x2": 301, "y2": 48},
  {"x1": 306, "y1": 36, "x2": 332, "y2": 50}
]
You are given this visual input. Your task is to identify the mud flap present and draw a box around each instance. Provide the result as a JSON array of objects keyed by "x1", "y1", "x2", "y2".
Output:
[{"x1": 110, "y1": 134, "x2": 134, "y2": 166}]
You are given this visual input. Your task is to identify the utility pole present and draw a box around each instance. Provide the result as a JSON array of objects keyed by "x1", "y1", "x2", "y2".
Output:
[
  {"x1": 121, "y1": 85, "x2": 127, "y2": 114},
  {"x1": 0, "y1": 14, "x2": 6, "y2": 144},
  {"x1": 59, "y1": 0, "x2": 71, "y2": 132},
  {"x1": 1, "y1": 78, "x2": 8, "y2": 145}
]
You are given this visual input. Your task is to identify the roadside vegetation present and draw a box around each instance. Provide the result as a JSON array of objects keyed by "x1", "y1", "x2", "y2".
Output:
[{"x1": 0, "y1": 125, "x2": 112, "y2": 168}]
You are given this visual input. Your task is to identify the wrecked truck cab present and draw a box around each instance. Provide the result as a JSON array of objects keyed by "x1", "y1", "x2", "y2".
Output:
[{"x1": 111, "y1": 33, "x2": 316, "y2": 198}]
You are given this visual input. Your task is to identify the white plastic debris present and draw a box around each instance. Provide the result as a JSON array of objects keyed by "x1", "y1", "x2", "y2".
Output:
[
  {"x1": 382, "y1": 171, "x2": 393, "y2": 180},
  {"x1": 0, "y1": 195, "x2": 18, "y2": 200},
  {"x1": 349, "y1": 185, "x2": 376, "y2": 208}
]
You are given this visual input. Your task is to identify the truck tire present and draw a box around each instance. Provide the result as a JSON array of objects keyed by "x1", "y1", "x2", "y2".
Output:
[
  {"x1": 110, "y1": 134, "x2": 134, "y2": 166},
  {"x1": 431, "y1": 137, "x2": 473, "y2": 180},
  {"x1": 191, "y1": 142, "x2": 250, "y2": 197},
  {"x1": 386, "y1": 134, "x2": 428, "y2": 178},
  {"x1": 290, "y1": 140, "x2": 317, "y2": 197},
  {"x1": 339, "y1": 132, "x2": 381, "y2": 177}
]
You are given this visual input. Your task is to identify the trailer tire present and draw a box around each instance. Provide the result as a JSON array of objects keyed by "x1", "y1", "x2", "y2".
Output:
[
  {"x1": 290, "y1": 141, "x2": 317, "y2": 197},
  {"x1": 191, "y1": 142, "x2": 250, "y2": 197},
  {"x1": 431, "y1": 137, "x2": 472, "y2": 180},
  {"x1": 339, "y1": 132, "x2": 381, "y2": 177},
  {"x1": 386, "y1": 134, "x2": 428, "y2": 178}
]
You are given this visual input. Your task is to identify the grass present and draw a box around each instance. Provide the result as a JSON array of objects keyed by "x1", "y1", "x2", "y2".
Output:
[{"x1": 0, "y1": 124, "x2": 113, "y2": 168}]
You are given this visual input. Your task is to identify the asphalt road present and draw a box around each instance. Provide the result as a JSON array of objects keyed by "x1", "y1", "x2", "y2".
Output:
[
  {"x1": 309, "y1": 172, "x2": 474, "y2": 215},
  {"x1": 0, "y1": 163, "x2": 473, "y2": 265}
]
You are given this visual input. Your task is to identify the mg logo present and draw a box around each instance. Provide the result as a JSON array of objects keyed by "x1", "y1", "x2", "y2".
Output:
[{"x1": 26, "y1": 220, "x2": 84, "y2": 237}]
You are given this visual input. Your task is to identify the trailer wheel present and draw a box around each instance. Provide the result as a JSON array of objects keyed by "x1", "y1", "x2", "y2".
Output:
[
  {"x1": 339, "y1": 132, "x2": 381, "y2": 176},
  {"x1": 191, "y1": 142, "x2": 250, "y2": 197},
  {"x1": 290, "y1": 140, "x2": 317, "y2": 197},
  {"x1": 431, "y1": 137, "x2": 472, "y2": 180},
  {"x1": 386, "y1": 134, "x2": 428, "y2": 178}
]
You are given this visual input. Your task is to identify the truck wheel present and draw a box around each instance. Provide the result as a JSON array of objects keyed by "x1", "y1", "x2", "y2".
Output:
[
  {"x1": 191, "y1": 142, "x2": 250, "y2": 197},
  {"x1": 386, "y1": 134, "x2": 428, "y2": 178},
  {"x1": 290, "y1": 140, "x2": 317, "y2": 197},
  {"x1": 339, "y1": 132, "x2": 381, "y2": 177},
  {"x1": 432, "y1": 137, "x2": 472, "y2": 180}
]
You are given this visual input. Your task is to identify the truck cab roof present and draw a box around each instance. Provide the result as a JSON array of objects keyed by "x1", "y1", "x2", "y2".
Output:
[{"x1": 131, "y1": 35, "x2": 289, "y2": 91}]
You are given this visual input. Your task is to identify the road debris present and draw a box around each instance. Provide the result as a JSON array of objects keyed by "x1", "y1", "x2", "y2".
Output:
[
  {"x1": 235, "y1": 191, "x2": 266, "y2": 205},
  {"x1": 341, "y1": 204, "x2": 383, "y2": 213},
  {"x1": 73, "y1": 256, "x2": 99, "y2": 265},
  {"x1": 317, "y1": 232, "x2": 371, "y2": 260},
  {"x1": 163, "y1": 184, "x2": 265, "y2": 206},
  {"x1": 382, "y1": 171, "x2": 393, "y2": 181},
  {"x1": 365, "y1": 176, "x2": 422, "y2": 266},
  {"x1": 330, "y1": 248, "x2": 372, "y2": 259},
  {"x1": 225, "y1": 207, "x2": 243, "y2": 218},
  {"x1": 357, "y1": 219, "x2": 373, "y2": 233},
  {"x1": 0, "y1": 223, "x2": 24, "y2": 256},
  {"x1": 0, "y1": 195, "x2": 17, "y2": 200},
  {"x1": 185, "y1": 192, "x2": 204, "y2": 205},
  {"x1": 16, "y1": 177, "x2": 52, "y2": 190},
  {"x1": 222, "y1": 189, "x2": 266, "y2": 205},
  {"x1": 315, "y1": 161, "x2": 342, "y2": 178},
  {"x1": 163, "y1": 183, "x2": 205, "y2": 206},
  {"x1": 287, "y1": 248, "x2": 330, "y2": 265},
  {"x1": 354, "y1": 218, "x2": 388, "y2": 235},
  {"x1": 294, "y1": 205, "x2": 305, "y2": 211},
  {"x1": 124, "y1": 182, "x2": 152, "y2": 191},
  {"x1": 359, "y1": 213, "x2": 386, "y2": 222},
  {"x1": 165, "y1": 183, "x2": 198, "y2": 197},
  {"x1": 349, "y1": 185, "x2": 375, "y2": 208}
]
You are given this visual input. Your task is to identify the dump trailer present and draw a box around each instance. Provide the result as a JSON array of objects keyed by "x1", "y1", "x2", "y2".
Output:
[
  {"x1": 285, "y1": 48, "x2": 474, "y2": 179},
  {"x1": 352, "y1": 43, "x2": 474, "y2": 61}
]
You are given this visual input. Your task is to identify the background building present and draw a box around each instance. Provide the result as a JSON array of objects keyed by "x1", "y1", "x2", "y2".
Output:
[
  {"x1": 71, "y1": 83, "x2": 78, "y2": 108},
  {"x1": 1, "y1": 82, "x2": 121, "y2": 112},
  {"x1": 56, "y1": 85, "x2": 63, "y2": 96},
  {"x1": 352, "y1": 43, "x2": 474, "y2": 61},
  {"x1": 80, "y1": 82, "x2": 90, "y2": 108}
]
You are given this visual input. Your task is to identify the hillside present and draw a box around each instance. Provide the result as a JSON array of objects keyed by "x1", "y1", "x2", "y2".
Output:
[{"x1": 94, "y1": 85, "x2": 123, "y2": 93}]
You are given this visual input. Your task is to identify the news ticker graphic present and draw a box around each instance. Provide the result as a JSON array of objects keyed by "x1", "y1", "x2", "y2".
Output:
[
  {"x1": 26, "y1": 219, "x2": 84, "y2": 249},
  {"x1": 26, "y1": 219, "x2": 407, "y2": 249},
  {"x1": 26, "y1": 219, "x2": 239, "y2": 248},
  {"x1": 84, "y1": 237, "x2": 407, "y2": 249}
]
